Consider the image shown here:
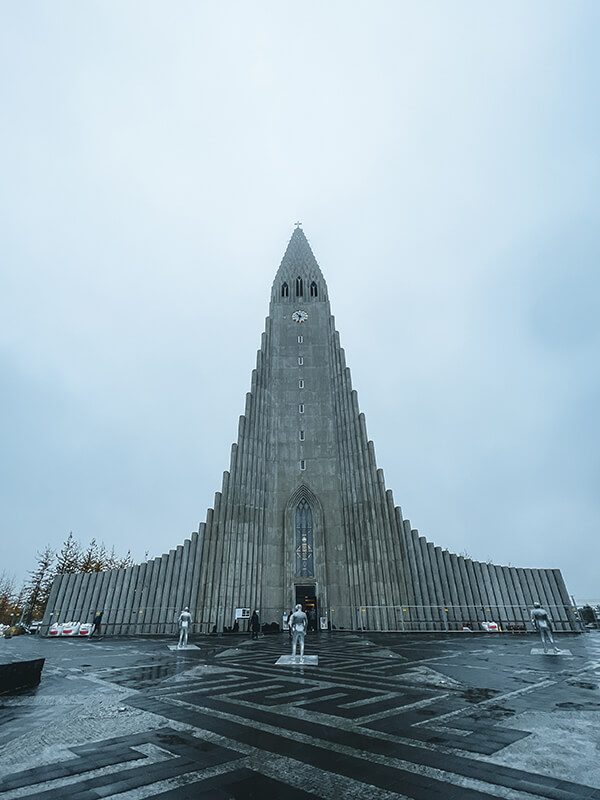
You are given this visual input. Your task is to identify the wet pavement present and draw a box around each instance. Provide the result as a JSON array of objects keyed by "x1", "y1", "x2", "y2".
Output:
[{"x1": 0, "y1": 631, "x2": 599, "y2": 799}]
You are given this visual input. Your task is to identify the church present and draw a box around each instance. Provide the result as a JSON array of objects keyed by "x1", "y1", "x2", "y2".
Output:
[{"x1": 42, "y1": 228, "x2": 578, "y2": 634}]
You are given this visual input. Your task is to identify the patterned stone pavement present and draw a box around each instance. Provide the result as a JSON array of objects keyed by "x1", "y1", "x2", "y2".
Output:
[{"x1": 1, "y1": 631, "x2": 599, "y2": 799}]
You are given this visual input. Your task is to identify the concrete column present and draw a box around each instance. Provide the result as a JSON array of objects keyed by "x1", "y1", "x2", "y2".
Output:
[
  {"x1": 110, "y1": 566, "x2": 129, "y2": 635},
  {"x1": 102, "y1": 569, "x2": 121, "y2": 635},
  {"x1": 42, "y1": 573, "x2": 66, "y2": 634},
  {"x1": 171, "y1": 542, "x2": 189, "y2": 634},
  {"x1": 120, "y1": 564, "x2": 140, "y2": 634},
  {"x1": 78, "y1": 572, "x2": 96, "y2": 627},
  {"x1": 201, "y1": 502, "x2": 221, "y2": 633},
  {"x1": 550, "y1": 568, "x2": 578, "y2": 631},
  {"x1": 156, "y1": 550, "x2": 177, "y2": 634},
  {"x1": 486, "y1": 563, "x2": 507, "y2": 629},
  {"x1": 464, "y1": 559, "x2": 482, "y2": 619},
  {"x1": 223, "y1": 445, "x2": 242, "y2": 630},
  {"x1": 146, "y1": 556, "x2": 166, "y2": 634},
  {"x1": 59, "y1": 573, "x2": 79, "y2": 623},
  {"x1": 189, "y1": 528, "x2": 204, "y2": 631},
  {"x1": 338, "y1": 359, "x2": 363, "y2": 627},
  {"x1": 131, "y1": 561, "x2": 147, "y2": 634},
  {"x1": 456, "y1": 557, "x2": 477, "y2": 627},
  {"x1": 449, "y1": 553, "x2": 469, "y2": 626},
  {"x1": 410, "y1": 527, "x2": 432, "y2": 629},
  {"x1": 538, "y1": 568, "x2": 565, "y2": 629},
  {"x1": 213, "y1": 474, "x2": 231, "y2": 633},
  {"x1": 502, "y1": 566, "x2": 529, "y2": 625},
  {"x1": 442, "y1": 550, "x2": 461, "y2": 628},
  {"x1": 479, "y1": 563, "x2": 500, "y2": 623},
  {"x1": 138, "y1": 558, "x2": 156, "y2": 634},
  {"x1": 354, "y1": 395, "x2": 380, "y2": 627},
  {"x1": 398, "y1": 514, "x2": 422, "y2": 630},
  {"x1": 66, "y1": 572, "x2": 84, "y2": 621},
  {"x1": 523, "y1": 568, "x2": 541, "y2": 609},
  {"x1": 424, "y1": 541, "x2": 444, "y2": 629},
  {"x1": 91, "y1": 571, "x2": 110, "y2": 626},
  {"x1": 493, "y1": 565, "x2": 517, "y2": 627}
]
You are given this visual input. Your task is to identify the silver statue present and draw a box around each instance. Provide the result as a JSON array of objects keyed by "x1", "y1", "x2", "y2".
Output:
[
  {"x1": 289, "y1": 603, "x2": 308, "y2": 660},
  {"x1": 531, "y1": 601, "x2": 558, "y2": 653},
  {"x1": 178, "y1": 606, "x2": 192, "y2": 648}
]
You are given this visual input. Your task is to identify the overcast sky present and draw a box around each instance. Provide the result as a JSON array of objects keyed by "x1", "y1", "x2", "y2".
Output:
[{"x1": 1, "y1": 2, "x2": 598, "y2": 603}]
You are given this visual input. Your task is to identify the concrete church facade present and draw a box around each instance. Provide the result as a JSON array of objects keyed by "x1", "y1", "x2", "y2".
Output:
[{"x1": 43, "y1": 228, "x2": 578, "y2": 635}]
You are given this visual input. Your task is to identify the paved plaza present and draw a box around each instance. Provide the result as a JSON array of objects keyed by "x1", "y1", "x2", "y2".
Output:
[{"x1": 1, "y1": 631, "x2": 599, "y2": 799}]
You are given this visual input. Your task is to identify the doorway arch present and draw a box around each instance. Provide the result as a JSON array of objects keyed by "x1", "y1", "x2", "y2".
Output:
[{"x1": 284, "y1": 485, "x2": 327, "y2": 614}]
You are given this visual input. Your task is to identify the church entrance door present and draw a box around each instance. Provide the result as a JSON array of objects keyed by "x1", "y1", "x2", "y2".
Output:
[{"x1": 295, "y1": 584, "x2": 317, "y2": 618}]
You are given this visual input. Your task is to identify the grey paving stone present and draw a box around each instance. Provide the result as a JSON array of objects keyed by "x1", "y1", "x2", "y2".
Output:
[{"x1": 0, "y1": 631, "x2": 598, "y2": 799}]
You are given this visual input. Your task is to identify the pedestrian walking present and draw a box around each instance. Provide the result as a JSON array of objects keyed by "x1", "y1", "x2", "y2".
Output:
[
  {"x1": 90, "y1": 610, "x2": 104, "y2": 639},
  {"x1": 250, "y1": 609, "x2": 260, "y2": 640}
]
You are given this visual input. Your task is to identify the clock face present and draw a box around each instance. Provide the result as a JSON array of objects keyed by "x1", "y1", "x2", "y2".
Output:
[{"x1": 292, "y1": 310, "x2": 308, "y2": 323}]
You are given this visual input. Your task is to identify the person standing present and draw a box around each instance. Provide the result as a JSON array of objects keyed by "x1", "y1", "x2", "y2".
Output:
[
  {"x1": 307, "y1": 606, "x2": 317, "y2": 633},
  {"x1": 289, "y1": 604, "x2": 308, "y2": 661},
  {"x1": 178, "y1": 607, "x2": 192, "y2": 648},
  {"x1": 531, "y1": 602, "x2": 559, "y2": 653},
  {"x1": 89, "y1": 610, "x2": 104, "y2": 639},
  {"x1": 250, "y1": 609, "x2": 260, "y2": 640},
  {"x1": 283, "y1": 610, "x2": 292, "y2": 639}
]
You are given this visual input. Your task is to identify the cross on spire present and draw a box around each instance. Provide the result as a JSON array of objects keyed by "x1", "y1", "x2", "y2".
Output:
[{"x1": 294, "y1": 221, "x2": 302, "y2": 229}]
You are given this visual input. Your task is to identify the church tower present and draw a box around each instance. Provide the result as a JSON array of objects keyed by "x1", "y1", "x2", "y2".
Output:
[
  {"x1": 43, "y1": 227, "x2": 578, "y2": 635},
  {"x1": 196, "y1": 225, "x2": 413, "y2": 631}
]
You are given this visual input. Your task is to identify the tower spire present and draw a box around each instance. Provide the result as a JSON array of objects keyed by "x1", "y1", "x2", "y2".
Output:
[{"x1": 271, "y1": 226, "x2": 328, "y2": 304}]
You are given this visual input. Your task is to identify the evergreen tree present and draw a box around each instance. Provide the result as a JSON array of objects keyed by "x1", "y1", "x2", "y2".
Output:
[
  {"x1": 0, "y1": 572, "x2": 17, "y2": 625},
  {"x1": 105, "y1": 545, "x2": 118, "y2": 571},
  {"x1": 80, "y1": 538, "x2": 102, "y2": 572},
  {"x1": 116, "y1": 550, "x2": 135, "y2": 569},
  {"x1": 22, "y1": 547, "x2": 56, "y2": 623},
  {"x1": 56, "y1": 532, "x2": 82, "y2": 574}
]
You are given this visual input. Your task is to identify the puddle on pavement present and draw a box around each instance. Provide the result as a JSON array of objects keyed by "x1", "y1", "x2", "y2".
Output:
[
  {"x1": 103, "y1": 662, "x2": 187, "y2": 689},
  {"x1": 556, "y1": 701, "x2": 600, "y2": 710},
  {"x1": 460, "y1": 687, "x2": 498, "y2": 703}
]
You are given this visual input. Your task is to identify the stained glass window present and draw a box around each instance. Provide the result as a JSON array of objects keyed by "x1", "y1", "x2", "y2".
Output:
[{"x1": 295, "y1": 499, "x2": 314, "y2": 577}]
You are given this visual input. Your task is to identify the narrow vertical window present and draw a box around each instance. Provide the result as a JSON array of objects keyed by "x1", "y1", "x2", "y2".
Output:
[
  {"x1": 298, "y1": 356, "x2": 304, "y2": 365},
  {"x1": 310, "y1": 281, "x2": 318, "y2": 297},
  {"x1": 300, "y1": 459, "x2": 306, "y2": 470},
  {"x1": 281, "y1": 282, "x2": 289, "y2": 298},
  {"x1": 299, "y1": 430, "x2": 305, "y2": 441},
  {"x1": 297, "y1": 335, "x2": 303, "y2": 344},
  {"x1": 295, "y1": 499, "x2": 314, "y2": 577},
  {"x1": 299, "y1": 379, "x2": 304, "y2": 389},
  {"x1": 296, "y1": 276, "x2": 303, "y2": 297},
  {"x1": 299, "y1": 404, "x2": 304, "y2": 413}
]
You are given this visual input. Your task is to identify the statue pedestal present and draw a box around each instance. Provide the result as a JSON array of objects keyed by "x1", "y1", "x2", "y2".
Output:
[
  {"x1": 168, "y1": 644, "x2": 199, "y2": 651},
  {"x1": 275, "y1": 655, "x2": 318, "y2": 665},
  {"x1": 530, "y1": 648, "x2": 571, "y2": 655}
]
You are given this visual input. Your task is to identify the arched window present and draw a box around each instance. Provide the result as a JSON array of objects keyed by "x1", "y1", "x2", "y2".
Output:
[
  {"x1": 295, "y1": 499, "x2": 314, "y2": 577},
  {"x1": 296, "y1": 276, "x2": 303, "y2": 297},
  {"x1": 310, "y1": 281, "x2": 318, "y2": 297},
  {"x1": 281, "y1": 282, "x2": 289, "y2": 298}
]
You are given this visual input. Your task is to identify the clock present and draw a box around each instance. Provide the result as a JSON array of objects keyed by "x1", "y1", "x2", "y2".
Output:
[{"x1": 292, "y1": 310, "x2": 308, "y2": 323}]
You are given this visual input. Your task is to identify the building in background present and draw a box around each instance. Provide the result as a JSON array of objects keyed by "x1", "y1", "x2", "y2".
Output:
[{"x1": 43, "y1": 228, "x2": 579, "y2": 634}]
